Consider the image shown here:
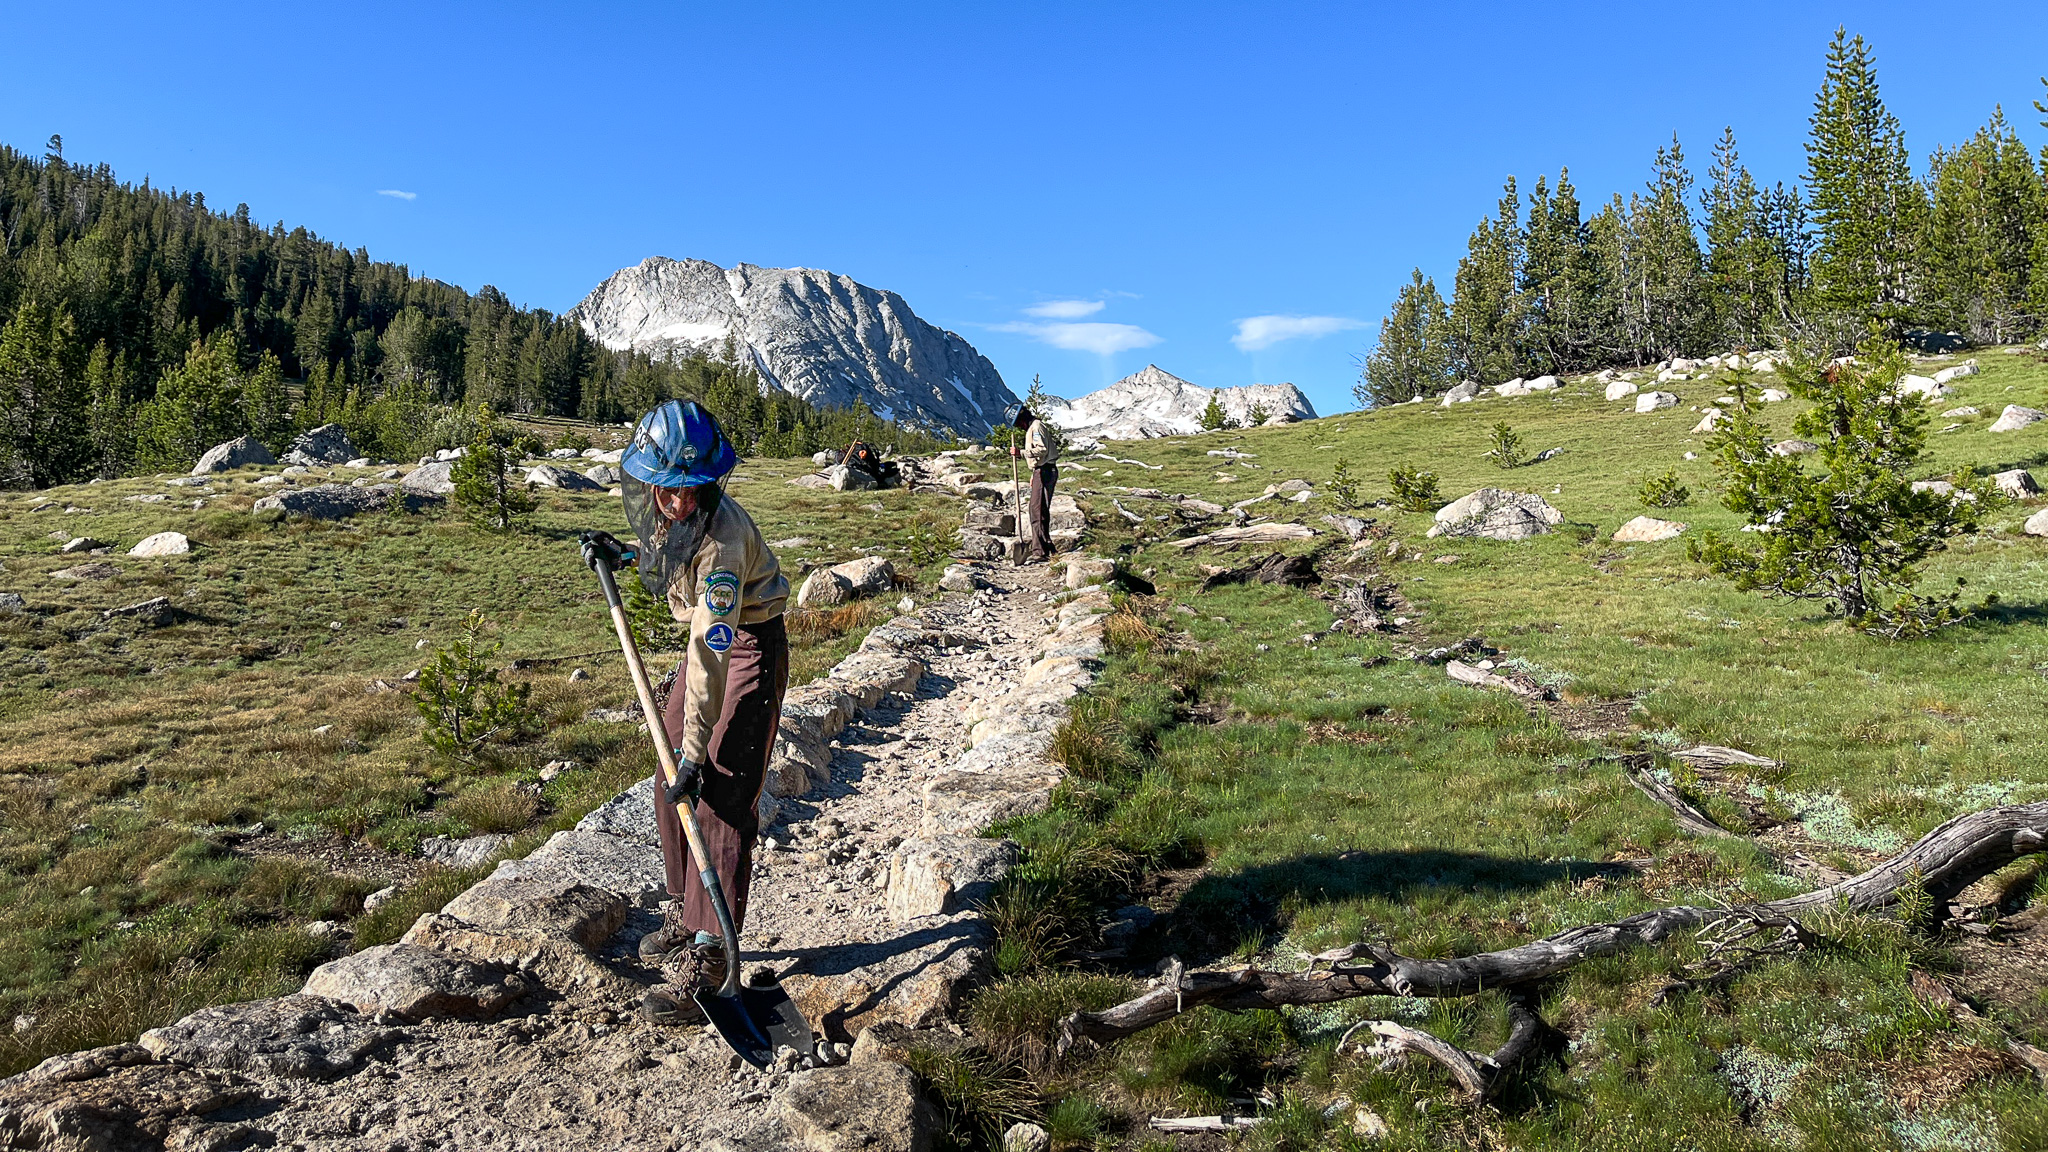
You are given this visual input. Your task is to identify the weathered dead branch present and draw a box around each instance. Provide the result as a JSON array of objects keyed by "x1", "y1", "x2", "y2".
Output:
[
  {"x1": 1619, "y1": 760, "x2": 1742, "y2": 840},
  {"x1": 1334, "y1": 995, "x2": 1546, "y2": 1101},
  {"x1": 1058, "y1": 802, "x2": 2048, "y2": 1059}
]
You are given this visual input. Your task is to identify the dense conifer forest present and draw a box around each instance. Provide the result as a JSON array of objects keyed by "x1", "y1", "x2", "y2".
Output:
[
  {"x1": 0, "y1": 139, "x2": 934, "y2": 488},
  {"x1": 1359, "y1": 30, "x2": 2048, "y2": 406}
]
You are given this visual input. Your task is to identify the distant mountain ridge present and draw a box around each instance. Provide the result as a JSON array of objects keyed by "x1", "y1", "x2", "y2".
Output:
[
  {"x1": 569, "y1": 257, "x2": 1016, "y2": 437},
  {"x1": 1044, "y1": 365, "x2": 1317, "y2": 440}
]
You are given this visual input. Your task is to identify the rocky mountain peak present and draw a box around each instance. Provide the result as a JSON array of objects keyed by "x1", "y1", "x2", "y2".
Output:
[
  {"x1": 1044, "y1": 364, "x2": 1317, "y2": 440},
  {"x1": 569, "y1": 256, "x2": 1016, "y2": 437}
]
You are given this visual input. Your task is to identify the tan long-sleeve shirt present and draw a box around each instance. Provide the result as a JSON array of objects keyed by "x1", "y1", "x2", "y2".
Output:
[
  {"x1": 1023, "y1": 419, "x2": 1058, "y2": 468},
  {"x1": 664, "y1": 496, "x2": 789, "y2": 766}
]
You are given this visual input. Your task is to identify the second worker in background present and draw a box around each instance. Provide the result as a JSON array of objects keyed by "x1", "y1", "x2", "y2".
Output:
[{"x1": 1012, "y1": 406, "x2": 1059, "y2": 563}]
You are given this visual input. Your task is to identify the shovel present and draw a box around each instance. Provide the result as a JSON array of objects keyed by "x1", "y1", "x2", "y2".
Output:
[
  {"x1": 579, "y1": 531, "x2": 817, "y2": 1069},
  {"x1": 1010, "y1": 445, "x2": 1027, "y2": 566}
]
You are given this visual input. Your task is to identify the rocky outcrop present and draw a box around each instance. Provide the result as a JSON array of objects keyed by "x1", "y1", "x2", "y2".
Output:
[
  {"x1": 193, "y1": 435, "x2": 275, "y2": 474},
  {"x1": 302, "y1": 944, "x2": 527, "y2": 1021},
  {"x1": 570, "y1": 257, "x2": 1016, "y2": 437},
  {"x1": 282, "y1": 424, "x2": 358, "y2": 466},
  {"x1": 1426, "y1": 489, "x2": 1564, "y2": 542},
  {"x1": 1044, "y1": 365, "x2": 1317, "y2": 440},
  {"x1": 253, "y1": 483, "x2": 441, "y2": 519},
  {"x1": 527, "y1": 463, "x2": 606, "y2": 491}
]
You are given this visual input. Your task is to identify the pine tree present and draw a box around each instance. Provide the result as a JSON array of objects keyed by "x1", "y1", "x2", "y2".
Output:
[
  {"x1": 1450, "y1": 177, "x2": 1526, "y2": 383},
  {"x1": 451, "y1": 406, "x2": 537, "y2": 531},
  {"x1": 241, "y1": 351, "x2": 294, "y2": 450},
  {"x1": 1357, "y1": 269, "x2": 1455, "y2": 406},
  {"x1": 1198, "y1": 393, "x2": 1229, "y2": 431},
  {"x1": 135, "y1": 339, "x2": 250, "y2": 470},
  {"x1": 1805, "y1": 27, "x2": 1925, "y2": 334},
  {"x1": 1636, "y1": 136, "x2": 1710, "y2": 359},
  {"x1": 84, "y1": 342, "x2": 136, "y2": 479},
  {"x1": 1702, "y1": 128, "x2": 1783, "y2": 349},
  {"x1": 0, "y1": 299, "x2": 87, "y2": 487},
  {"x1": 1521, "y1": 169, "x2": 1600, "y2": 372},
  {"x1": 1690, "y1": 339, "x2": 1986, "y2": 637},
  {"x1": 1918, "y1": 108, "x2": 2045, "y2": 343}
]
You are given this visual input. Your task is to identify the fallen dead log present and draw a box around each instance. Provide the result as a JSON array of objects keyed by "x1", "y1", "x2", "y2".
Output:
[
  {"x1": 1168, "y1": 523, "x2": 1315, "y2": 549},
  {"x1": 1670, "y1": 745, "x2": 1780, "y2": 771},
  {"x1": 1444, "y1": 659, "x2": 1551, "y2": 700},
  {"x1": 1059, "y1": 801, "x2": 2048, "y2": 1062},
  {"x1": 1147, "y1": 1115, "x2": 1262, "y2": 1133}
]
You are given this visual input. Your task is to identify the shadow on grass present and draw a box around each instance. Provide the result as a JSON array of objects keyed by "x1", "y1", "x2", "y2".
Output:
[{"x1": 1162, "y1": 849, "x2": 1633, "y2": 966}]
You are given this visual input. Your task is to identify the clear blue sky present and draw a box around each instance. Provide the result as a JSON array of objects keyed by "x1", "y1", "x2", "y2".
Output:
[{"x1": 5, "y1": 1, "x2": 2045, "y2": 417}]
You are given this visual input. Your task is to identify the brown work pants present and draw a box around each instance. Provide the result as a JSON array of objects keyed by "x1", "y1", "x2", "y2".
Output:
[
  {"x1": 655, "y1": 615, "x2": 788, "y2": 938},
  {"x1": 1028, "y1": 464, "x2": 1057, "y2": 560}
]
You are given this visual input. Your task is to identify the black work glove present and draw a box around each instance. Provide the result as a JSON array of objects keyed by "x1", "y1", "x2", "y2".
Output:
[
  {"x1": 580, "y1": 530, "x2": 633, "y2": 573},
  {"x1": 663, "y1": 758, "x2": 706, "y2": 805}
]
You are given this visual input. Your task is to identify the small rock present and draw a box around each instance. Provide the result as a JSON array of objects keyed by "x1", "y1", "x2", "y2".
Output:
[
  {"x1": 938, "y1": 565, "x2": 979, "y2": 593},
  {"x1": 128, "y1": 531, "x2": 191, "y2": 557},
  {"x1": 1604, "y1": 380, "x2": 1640, "y2": 401},
  {"x1": 1003, "y1": 1122, "x2": 1051, "y2": 1152},
  {"x1": 1612, "y1": 515, "x2": 1686, "y2": 543},
  {"x1": 420, "y1": 833, "x2": 512, "y2": 869},
  {"x1": 363, "y1": 886, "x2": 398, "y2": 912},
  {"x1": 1994, "y1": 469, "x2": 2041, "y2": 498},
  {"x1": 303, "y1": 943, "x2": 525, "y2": 1021},
  {"x1": 1767, "y1": 439, "x2": 1819, "y2": 457},
  {"x1": 104, "y1": 596, "x2": 173, "y2": 625},
  {"x1": 1990, "y1": 405, "x2": 2046, "y2": 433},
  {"x1": 898, "y1": 596, "x2": 916, "y2": 614},
  {"x1": 59, "y1": 537, "x2": 105, "y2": 553},
  {"x1": 0, "y1": 592, "x2": 24, "y2": 614},
  {"x1": 569, "y1": 667, "x2": 590, "y2": 682},
  {"x1": 1635, "y1": 391, "x2": 1679, "y2": 413}
]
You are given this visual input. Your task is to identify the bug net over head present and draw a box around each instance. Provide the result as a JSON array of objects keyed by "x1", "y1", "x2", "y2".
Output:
[{"x1": 619, "y1": 400, "x2": 737, "y2": 598}]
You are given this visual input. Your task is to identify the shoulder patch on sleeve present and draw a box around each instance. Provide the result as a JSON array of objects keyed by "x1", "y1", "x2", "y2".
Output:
[
  {"x1": 703, "y1": 622, "x2": 736, "y2": 653},
  {"x1": 703, "y1": 569, "x2": 740, "y2": 616}
]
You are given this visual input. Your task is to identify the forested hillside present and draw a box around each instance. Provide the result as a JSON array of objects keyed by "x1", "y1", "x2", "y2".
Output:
[
  {"x1": 0, "y1": 140, "x2": 938, "y2": 488},
  {"x1": 1361, "y1": 30, "x2": 2048, "y2": 405}
]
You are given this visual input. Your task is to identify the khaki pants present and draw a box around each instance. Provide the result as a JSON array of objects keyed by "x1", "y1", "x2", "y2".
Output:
[
  {"x1": 656, "y1": 615, "x2": 788, "y2": 936},
  {"x1": 1028, "y1": 464, "x2": 1057, "y2": 560}
]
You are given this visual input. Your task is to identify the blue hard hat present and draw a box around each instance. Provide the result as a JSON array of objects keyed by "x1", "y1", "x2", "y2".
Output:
[{"x1": 622, "y1": 400, "x2": 737, "y2": 488}]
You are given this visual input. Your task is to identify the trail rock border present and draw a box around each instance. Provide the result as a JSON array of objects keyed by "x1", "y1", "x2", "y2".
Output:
[{"x1": 0, "y1": 557, "x2": 1112, "y2": 1152}]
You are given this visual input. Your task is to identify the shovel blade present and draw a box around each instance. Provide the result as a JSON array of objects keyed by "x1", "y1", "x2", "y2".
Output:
[{"x1": 696, "y1": 980, "x2": 817, "y2": 1070}]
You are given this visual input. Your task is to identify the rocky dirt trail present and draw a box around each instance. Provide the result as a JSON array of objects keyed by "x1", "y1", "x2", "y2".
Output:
[{"x1": 0, "y1": 555, "x2": 1110, "y2": 1152}]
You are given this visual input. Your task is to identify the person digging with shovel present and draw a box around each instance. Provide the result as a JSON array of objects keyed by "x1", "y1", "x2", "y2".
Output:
[
  {"x1": 594, "y1": 400, "x2": 790, "y2": 1027},
  {"x1": 1010, "y1": 405, "x2": 1059, "y2": 563}
]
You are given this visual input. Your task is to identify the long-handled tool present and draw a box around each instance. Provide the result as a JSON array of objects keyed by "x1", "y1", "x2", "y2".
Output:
[
  {"x1": 1010, "y1": 443, "x2": 1027, "y2": 566},
  {"x1": 579, "y1": 531, "x2": 816, "y2": 1069}
]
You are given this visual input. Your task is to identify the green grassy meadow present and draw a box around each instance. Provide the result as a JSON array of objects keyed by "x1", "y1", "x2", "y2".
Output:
[
  {"x1": 965, "y1": 348, "x2": 2048, "y2": 1151},
  {"x1": 0, "y1": 447, "x2": 958, "y2": 1075}
]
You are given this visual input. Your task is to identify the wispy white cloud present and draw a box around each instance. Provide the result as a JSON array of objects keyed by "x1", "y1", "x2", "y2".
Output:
[
  {"x1": 1232, "y1": 314, "x2": 1366, "y2": 352},
  {"x1": 376, "y1": 189, "x2": 418, "y2": 201},
  {"x1": 1023, "y1": 299, "x2": 1104, "y2": 319},
  {"x1": 994, "y1": 320, "x2": 1162, "y2": 356}
]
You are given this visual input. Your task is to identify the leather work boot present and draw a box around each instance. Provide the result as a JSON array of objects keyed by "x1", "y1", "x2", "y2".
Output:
[
  {"x1": 641, "y1": 984, "x2": 707, "y2": 1026},
  {"x1": 661, "y1": 939, "x2": 728, "y2": 994},
  {"x1": 637, "y1": 905, "x2": 690, "y2": 964}
]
